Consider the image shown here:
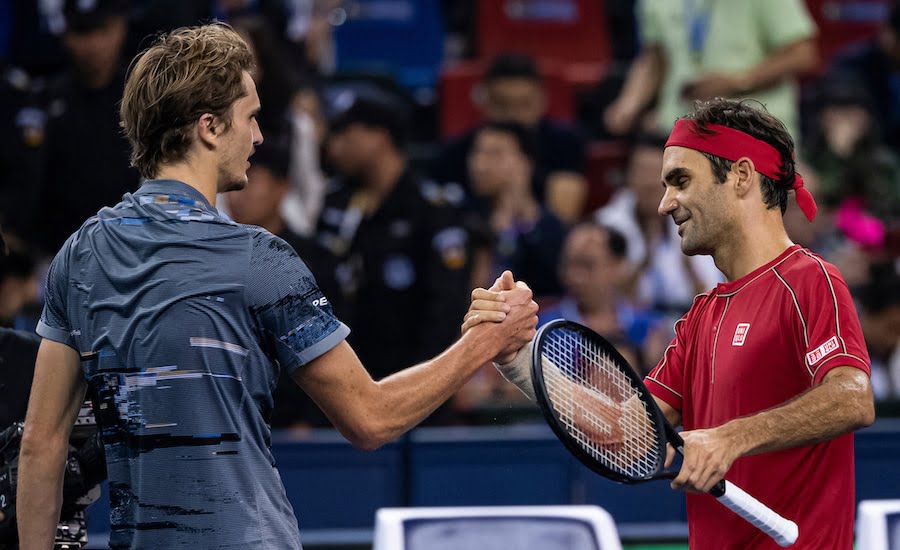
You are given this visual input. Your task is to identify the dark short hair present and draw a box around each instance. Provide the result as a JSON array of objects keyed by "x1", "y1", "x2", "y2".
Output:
[
  {"x1": 682, "y1": 98, "x2": 794, "y2": 214},
  {"x1": 330, "y1": 96, "x2": 410, "y2": 149},
  {"x1": 477, "y1": 120, "x2": 539, "y2": 163},
  {"x1": 483, "y1": 53, "x2": 541, "y2": 83},
  {"x1": 570, "y1": 222, "x2": 628, "y2": 260}
]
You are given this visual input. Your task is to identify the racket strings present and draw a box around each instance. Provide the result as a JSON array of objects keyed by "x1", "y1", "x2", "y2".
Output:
[{"x1": 541, "y1": 329, "x2": 661, "y2": 479}]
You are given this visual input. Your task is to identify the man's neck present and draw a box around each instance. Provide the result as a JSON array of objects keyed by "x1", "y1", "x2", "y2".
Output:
[
  {"x1": 155, "y1": 161, "x2": 219, "y2": 207},
  {"x1": 714, "y1": 212, "x2": 795, "y2": 281},
  {"x1": 260, "y1": 214, "x2": 285, "y2": 236}
]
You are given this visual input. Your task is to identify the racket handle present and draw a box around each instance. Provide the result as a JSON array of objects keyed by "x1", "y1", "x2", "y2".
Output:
[{"x1": 715, "y1": 480, "x2": 799, "y2": 547}]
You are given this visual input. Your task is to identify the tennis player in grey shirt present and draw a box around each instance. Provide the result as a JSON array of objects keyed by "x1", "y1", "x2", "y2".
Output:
[{"x1": 16, "y1": 24, "x2": 537, "y2": 549}]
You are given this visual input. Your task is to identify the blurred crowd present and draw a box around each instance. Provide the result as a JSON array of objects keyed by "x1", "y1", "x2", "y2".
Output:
[{"x1": 1, "y1": 0, "x2": 899, "y2": 427}]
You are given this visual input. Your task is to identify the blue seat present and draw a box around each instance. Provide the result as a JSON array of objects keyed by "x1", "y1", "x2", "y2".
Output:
[{"x1": 332, "y1": 0, "x2": 444, "y2": 94}]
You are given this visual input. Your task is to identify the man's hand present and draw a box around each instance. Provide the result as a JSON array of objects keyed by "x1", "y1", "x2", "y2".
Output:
[
  {"x1": 461, "y1": 271, "x2": 537, "y2": 363},
  {"x1": 670, "y1": 427, "x2": 742, "y2": 493}
]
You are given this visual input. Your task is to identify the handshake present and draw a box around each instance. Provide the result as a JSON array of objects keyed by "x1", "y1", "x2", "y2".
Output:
[{"x1": 460, "y1": 271, "x2": 539, "y2": 401}]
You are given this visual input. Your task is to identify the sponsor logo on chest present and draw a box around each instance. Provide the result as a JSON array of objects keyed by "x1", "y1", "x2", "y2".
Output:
[
  {"x1": 731, "y1": 323, "x2": 751, "y2": 346},
  {"x1": 806, "y1": 335, "x2": 840, "y2": 366}
]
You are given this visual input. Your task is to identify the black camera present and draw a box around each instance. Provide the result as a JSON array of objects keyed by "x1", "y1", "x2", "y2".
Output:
[{"x1": 0, "y1": 401, "x2": 107, "y2": 548}]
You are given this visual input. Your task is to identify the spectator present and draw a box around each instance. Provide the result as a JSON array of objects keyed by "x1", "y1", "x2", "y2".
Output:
[
  {"x1": 804, "y1": 79, "x2": 900, "y2": 233},
  {"x1": 37, "y1": 0, "x2": 140, "y2": 253},
  {"x1": 0, "y1": 231, "x2": 39, "y2": 330},
  {"x1": 860, "y1": 263, "x2": 900, "y2": 399},
  {"x1": 314, "y1": 96, "x2": 471, "y2": 382},
  {"x1": 538, "y1": 222, "x2": 668, "y2": 374},
  {"x1": 604, "y1": 0, "x2": 816, "y2": 139},
  {"x1": 826, "y1": 1, "x2": 900, "y2": 149},
  {"x1": 433, "y1": 53, "x2": 588, "y2": 224},
  {"x1": 0, "y1": 63, "x2": 43, "y2": 244},
  {"x1": 595, "y1": 133, "x2": 722, "y2": 314},
  {"x1": 466, "y1": 121, "x2": 567, "y2": 297},
  {"x1": 0, "y1": 231, "x2": 40, "y2": 423}
]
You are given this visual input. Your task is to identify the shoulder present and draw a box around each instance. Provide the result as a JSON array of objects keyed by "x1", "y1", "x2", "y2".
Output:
[
  {"x1": 678, "y1": 292, "x2": 714, "y2": 329},
  {"x1": 243, "y1": 224, "x2": 299, "y2": 258},
  {"x1": 775, "y1": 248, "x2": 851, "y2": 301},
  {"x1": 776, "y1": 247, "x2": 842, "y2": 284}
]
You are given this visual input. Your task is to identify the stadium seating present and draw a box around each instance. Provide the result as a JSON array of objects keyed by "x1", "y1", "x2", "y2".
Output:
[
  {"x1": 805, "y1": 0, "x2": 891, "y2": 74},
  {"x1": 475, "y1": 0, "x2": 610, "y2": 65},
  {"x1": 332, "y1": 0, "x2": 444, "y2": 94}
]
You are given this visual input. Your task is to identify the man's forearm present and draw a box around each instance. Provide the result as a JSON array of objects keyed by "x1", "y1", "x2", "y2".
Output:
[
  {"x1": 17, "y1": 438, "x2": 68, "y2": 549},
  {"x1": 616, "y1": 46, "x2": 664, "y2": 114},
  {"x1": 739, "y1": 39, "x2": 817, "y2": 93},
  {"x1": 718, "y1": 367, "x2": 874, "y2": 458},
  {"x1": 365, "y1": 329, "x2": 505, "y2": 445}
]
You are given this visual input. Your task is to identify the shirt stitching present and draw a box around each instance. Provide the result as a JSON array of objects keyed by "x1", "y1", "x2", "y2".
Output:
[{"x1": 773, "y1": 267, "x2": 813, "y2": 379}]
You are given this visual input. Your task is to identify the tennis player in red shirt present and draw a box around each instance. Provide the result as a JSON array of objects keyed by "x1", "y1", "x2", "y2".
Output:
[{"x1": 464, "y1": 98, "x2": 874, "y2": 549}]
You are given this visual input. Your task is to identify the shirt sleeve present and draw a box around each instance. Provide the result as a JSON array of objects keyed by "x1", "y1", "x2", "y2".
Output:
[
  {"x1": 246, "y1": 231, "x2": 350, "y2": 374},
  {"x1": 756, "y1": 0, "x2": 816, "y2": 51},
  {"x1": 644, "y1": 309, "x2": 692, "y2": 412},
  {"x1": 791, "y1": 259, "x2": 870, "y2": 384},
  {"x1": 36, "y1": 238, "x2": 76, "y2": 349}
]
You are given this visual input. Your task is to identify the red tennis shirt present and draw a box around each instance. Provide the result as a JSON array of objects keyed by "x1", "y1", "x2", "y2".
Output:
[{"x1": 645, "y1": 245, "x2": 870, "y2": 550}]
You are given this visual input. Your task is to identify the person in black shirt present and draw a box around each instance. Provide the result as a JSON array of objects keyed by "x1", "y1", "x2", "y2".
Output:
[
  {"x1": 316, "y1": 96, "x2": 472, "y2": 382},
  {"x1": 465, "y1": 121, "x2": 567, "y2": 296},
  {"x1": 432, "y1": 53, "x2": 588, "y2": 224},
  {"x1": 37, "y1": 0, "x2": 140, "y2": 253},
  {"x1": 0, "y1": 64, "x2": 43, "y2": 245}
]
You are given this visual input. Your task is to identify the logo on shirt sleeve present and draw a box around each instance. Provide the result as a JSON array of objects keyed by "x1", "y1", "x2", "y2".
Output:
[
  {"x1": 732, "y1": 323, "x2": 751, "y2": 346},
  {"x1": 806, "y1": 335, "x2": 840, "y2": 366}
]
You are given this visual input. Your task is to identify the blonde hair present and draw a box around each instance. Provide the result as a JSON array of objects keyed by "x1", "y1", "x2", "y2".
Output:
[{"x1": 120, "y1": 23, "x2": 254, "y2": 179}]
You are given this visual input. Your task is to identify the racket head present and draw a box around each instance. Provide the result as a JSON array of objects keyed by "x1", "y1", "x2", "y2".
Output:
[{"x1": 531, "y1": 319, "x2": 670, "y2": 484}]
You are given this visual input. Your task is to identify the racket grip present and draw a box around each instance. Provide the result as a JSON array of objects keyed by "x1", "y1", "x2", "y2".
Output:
[{"x1": 716, "y1": 480, "x2": 798, "y2": 547}]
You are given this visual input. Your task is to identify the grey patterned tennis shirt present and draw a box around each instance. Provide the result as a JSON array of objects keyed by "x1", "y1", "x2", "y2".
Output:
[{"x1": 37, "y1": 179, "x2": 349, "y2": 549}]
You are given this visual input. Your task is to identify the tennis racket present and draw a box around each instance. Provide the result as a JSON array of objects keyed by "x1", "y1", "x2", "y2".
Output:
[{"x1": 531, "y1": 319, "x2": 799, "y2": 547}]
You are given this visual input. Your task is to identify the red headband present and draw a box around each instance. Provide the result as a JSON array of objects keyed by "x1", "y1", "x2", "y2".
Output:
[{"x1": 665, "y1": 119, "x2": 817, "y2": 221}]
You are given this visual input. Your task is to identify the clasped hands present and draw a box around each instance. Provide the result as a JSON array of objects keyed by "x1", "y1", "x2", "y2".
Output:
[{"x1": 461, "y1": 270, "x2": 538, "y2": 363}]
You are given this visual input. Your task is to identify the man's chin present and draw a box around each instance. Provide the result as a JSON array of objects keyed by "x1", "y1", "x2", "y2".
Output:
[
  {"x1": 680, "y1": 239, "x2": 711, "y2": 257},
  {"x1": 220, "y1": 178, "x2": 247, "y2": 194}
]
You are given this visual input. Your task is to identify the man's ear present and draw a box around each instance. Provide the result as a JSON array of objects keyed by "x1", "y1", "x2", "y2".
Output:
[
  {"x1": 196, "y1": 113, "x2": 219, "y2": 149},
  {"x1": 731, "y1": 157, "x2": 756, "y2": 198}
]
